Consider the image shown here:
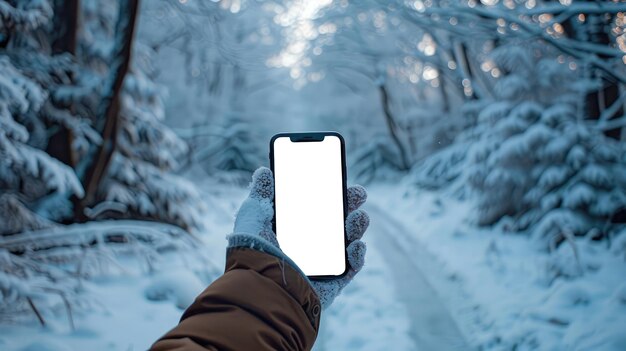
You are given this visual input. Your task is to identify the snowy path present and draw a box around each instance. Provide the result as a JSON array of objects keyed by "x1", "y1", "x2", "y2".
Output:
[{"x1": 365, "y1": 203, "x2": 471, "y2": 351}]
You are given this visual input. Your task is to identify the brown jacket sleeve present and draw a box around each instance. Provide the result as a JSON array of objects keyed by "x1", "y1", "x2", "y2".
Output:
[{"x1": 150, "y1": 247, "x2": 321, "y2": 351}]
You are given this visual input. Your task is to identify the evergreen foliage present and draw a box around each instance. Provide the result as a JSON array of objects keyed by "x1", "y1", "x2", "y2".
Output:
[
  {"x1": 189, "y1": 120, "x2": 262, "y2": 184},
  {"x1": 351, "y1": 136, "x2": 404, "y2": 184},
  {"x1": 0, "y1": 0, "x2": 206, "y2": 325}
]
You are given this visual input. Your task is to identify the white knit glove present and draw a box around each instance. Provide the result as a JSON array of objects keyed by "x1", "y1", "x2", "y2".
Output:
[{"x1": 231, "y1": 167, "x2": 369, "y2": 309}]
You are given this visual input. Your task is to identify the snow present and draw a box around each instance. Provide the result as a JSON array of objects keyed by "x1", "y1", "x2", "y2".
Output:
[
  {"x1": 0, "y1": 198, "x2": 227, "y2": 350},
  {"x1": 0, "y1": 273, "x2": 184, "y2": 351},
  {"x1": 0, "y1": 0, "x2": 53, "y2": 32},
  {"x1": 315, "y1": 236, "x2": 415, "y2": 351},
  {"x1": 2, "y1": 0, "x2": 626, "y2": 350},
  {"x1": 144, "y1": 271, "x2": 205, "y2": 310},
  {"x1": 373, "y1": 183, "x2": 626, "y2": 350},
  {"x1": 0, "y1": 179, "x2": 416, "y2": 351}
]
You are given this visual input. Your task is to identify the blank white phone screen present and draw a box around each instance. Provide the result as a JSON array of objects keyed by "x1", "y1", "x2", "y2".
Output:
[{"x1": 273, "y1": 135, "x2": 346, "y2": 276}]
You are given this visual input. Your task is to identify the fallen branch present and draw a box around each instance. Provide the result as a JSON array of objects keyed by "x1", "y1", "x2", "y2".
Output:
[{"x1": 26, "y1": 297, "x2": 46, "y2": 327}]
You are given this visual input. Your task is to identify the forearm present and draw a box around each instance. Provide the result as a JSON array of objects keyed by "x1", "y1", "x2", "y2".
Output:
[{"x1": 150, "y1": 248, "x2": 321, "y2": 351}]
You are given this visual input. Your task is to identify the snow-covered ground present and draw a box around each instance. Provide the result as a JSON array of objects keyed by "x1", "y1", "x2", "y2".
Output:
[
  {"x1": 2, "y1": 179, "x2": 625, "y2": 351},
  {"x1": 0, "y1": 180, "x2": 239, "y2": 351},
  {"x1": 0, "y1": 179, "x2": 417, "y2": 351},
  {"x1": 371, "y1": 183, "x2": 626, "y2": 351},
  {"x1": 0, "y1": 272, "x2": 192, "y2": 351}
]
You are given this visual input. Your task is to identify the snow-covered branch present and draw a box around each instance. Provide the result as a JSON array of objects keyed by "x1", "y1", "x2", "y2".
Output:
[{"x1": 521, "y1": 2, "x2": 626, "y2": 16}]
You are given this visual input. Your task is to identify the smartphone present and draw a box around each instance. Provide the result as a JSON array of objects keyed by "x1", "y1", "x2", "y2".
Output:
[{"x1": 270, "y1": 132, "x2": 348, "y2": 279}]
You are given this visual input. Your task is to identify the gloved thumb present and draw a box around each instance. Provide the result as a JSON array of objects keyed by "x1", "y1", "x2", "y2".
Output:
[{"x1": 233, "y1": 168, "x2": 274, "y2": 236}]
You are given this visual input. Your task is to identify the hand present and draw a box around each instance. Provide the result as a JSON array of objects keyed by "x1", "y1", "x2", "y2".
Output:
[
  {"x1": 232, "y1": 167, "x2": 279, "y2": 247},
  {"x1": 232, "y1": 167, "x2": 370, "y2": 309},
  {"x1": 309, "y1": 185, "x2": 369, "y2": 309}
]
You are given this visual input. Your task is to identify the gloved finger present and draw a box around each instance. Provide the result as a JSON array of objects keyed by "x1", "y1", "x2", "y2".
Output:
[
  {"x1": 233, "y1": 196, "x2": 274, "y2": 234},
  {"x1": 310, "y1": 279, "x2": 344, "y2": 309},
  {"x1": 249, "y1": 167, "x2": 274, "y2": 200},
  {"x1": 233, "y1": 168, "x2": 274, "y2": 235},
  {"x1": 347, "y1": 185, "x2": 367, "y2": 213},
  {"x1": 311, "y1": 240, "x2": 367, "y2": 309},
  {"x1": 346, "y1": 209, "x2": 369, "y2": 242},
  {"x1": 346, "y1": 240, "x2": 366, "y2": 273}
]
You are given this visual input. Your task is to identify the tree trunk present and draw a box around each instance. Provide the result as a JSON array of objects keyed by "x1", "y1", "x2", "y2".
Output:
[
  {"x1": 52, "y1": 0, "x2": 80, "y2": 55},
  {"x1": 439, "y1": 72, "x2": 450, "y2": 113},
  {"x1": 379, "y1": 83, "x2": 411, "y2": 170},
  {"x1": 563, "y1": 0, "x2": 623, "y2": 139},
  {"x1": 46, "y1": 128, "x2": 76, "y2": 167},
  {"x1": 46, "y1": 0, "x2": 81, "y2": 167},
  {"x1": 74, "y1": 0, "x2": 140, "y2": 221},
  {"x1": 583, "y1": 12, "x2": 623, "y2": 139},
  {"x1": 454, "y1": 42, "x2": 479, "y2": 101}
]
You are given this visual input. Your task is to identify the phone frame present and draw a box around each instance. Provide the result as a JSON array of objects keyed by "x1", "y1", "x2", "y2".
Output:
[{"x1": 269, "y1": 131, "x2": 349, "y2": 279}]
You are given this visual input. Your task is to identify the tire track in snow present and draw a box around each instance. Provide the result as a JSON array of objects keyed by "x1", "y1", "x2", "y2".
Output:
[{"x1": 366, "y1": 203, "x2": 472, "y2": 351}]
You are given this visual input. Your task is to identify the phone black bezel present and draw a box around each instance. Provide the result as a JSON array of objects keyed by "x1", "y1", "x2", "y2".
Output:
[{"x1": 269, "y1": 131, "x2": 350, "y2": 280}]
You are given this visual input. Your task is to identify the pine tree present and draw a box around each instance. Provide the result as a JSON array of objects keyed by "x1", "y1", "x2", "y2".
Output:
[
  {"x1": 351, "y1": 135, "x2": 405, "y2": 184},
  {"x1": 0, "y1": 0, "x2": 86, "y2": 234},
  {"x1": 0, "y1": 0, "x2": 207, "y2": 325},
  {"x1": 465, "y1": 42, "x2": 626, "y2": 248},
  {"x1": 189, "y1": 118, "x2": 262, "y2": 185},
  {"x1": 101, "y1": 43, "x2": 204, "y2": 229}
]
